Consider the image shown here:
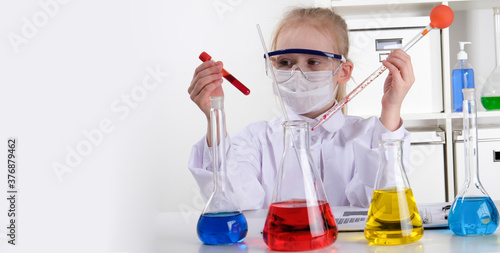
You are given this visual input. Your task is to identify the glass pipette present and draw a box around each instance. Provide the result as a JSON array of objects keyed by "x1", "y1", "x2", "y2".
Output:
[
  {"x1": 256, "y1": 24, "x2": 289, "y2": 121},
  {"x1": 312, "y1": 5, "x2": 454, "y2": 131}
]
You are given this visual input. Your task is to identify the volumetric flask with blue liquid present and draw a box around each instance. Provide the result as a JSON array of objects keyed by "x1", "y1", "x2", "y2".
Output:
[
  {"x1": 448, "y1": 88, "x2": 499, "y2": 236},
  {"x1": 196, "y1": 96, "x2": 248, "y2": 245}
]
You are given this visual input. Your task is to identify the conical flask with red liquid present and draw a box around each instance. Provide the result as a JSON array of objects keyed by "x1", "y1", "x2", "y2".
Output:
[{"x1": 263, "y1": 120, "x2": 337, "y2": 251}]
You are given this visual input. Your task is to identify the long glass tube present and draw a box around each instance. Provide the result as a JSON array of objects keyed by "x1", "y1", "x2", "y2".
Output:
[
  {"x1": 210, "y1": 97, "x2": 227, "y2": 193},
  {"x1": 257, "y1": 24, "x2": 289, "y2": 122},
  {"x1": 494, "y1": 7, "x2": 500, "y2": 67},
  {"x1": 463, "y1": 89, "x2": 479, "y2": 187},
  {"x1": 312, "y1": 25, "x2": 433, "y2": 131}
]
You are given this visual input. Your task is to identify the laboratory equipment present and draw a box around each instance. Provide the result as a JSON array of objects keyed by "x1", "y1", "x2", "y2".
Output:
[
  {"x1": 453, "y1": 127, "x2": 500, "y2": 201},
  {"x1": 199, "y1": 52, "x2": 251, "y2": 95},
  {"x1": 448, "y1": 88, "x2": 499, "y2": 236},
  {"x1": 312, "y1": 4, "x2": 454, "y2": 131},
  {"x1": 452, "y1": 42, "x2": 475, "y2": 112},
  {"x1": 257, "y1": 24, "x2": 290, "y2": 121},
  {"x1": 263, "y1": 120, "x2": 337, "y2": 251},
  {"x1": 365, "y1": 139, "x2": 424, "y2": 245},
  {"x1": 197, "y1": 96, "x2": 248, "y2": 245},
  {"x1": 481, "y1": 7, "x2": 500, "y2": 110},
  {"x1": 347, "y1": 17, "x2": 443, "y2": 116}
]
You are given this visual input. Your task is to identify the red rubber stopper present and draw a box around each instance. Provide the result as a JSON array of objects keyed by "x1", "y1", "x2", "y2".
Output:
[
  {"x1": 429, "y1": 5, "x2": 454, "y2": 29},
  {"x1": 199, "y1": 52, "x2": 212, "y2": 62}
]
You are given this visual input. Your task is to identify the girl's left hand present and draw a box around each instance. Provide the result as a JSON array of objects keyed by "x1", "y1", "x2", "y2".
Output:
[{"x1": 381, "y1": 49, "x2": 415, "y2": 112}]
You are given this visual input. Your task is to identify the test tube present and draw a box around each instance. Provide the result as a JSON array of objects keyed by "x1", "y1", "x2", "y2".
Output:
[{"x1": 199, "y1": 52, "x2": 250, "y2": 95}]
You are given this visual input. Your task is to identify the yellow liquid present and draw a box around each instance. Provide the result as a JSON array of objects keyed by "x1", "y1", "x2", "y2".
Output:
[{"x1": 364, "y1": 188, "x2": 423, "y2": 245}]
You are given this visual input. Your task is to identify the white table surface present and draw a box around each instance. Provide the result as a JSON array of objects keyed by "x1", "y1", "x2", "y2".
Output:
[{"x1": 154, "y1": 208, "x2": 500, "y2": 253}]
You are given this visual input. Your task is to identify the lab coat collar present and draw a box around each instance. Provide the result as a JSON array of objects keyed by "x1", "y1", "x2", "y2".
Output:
[
  {"x1": 315, "y1": 107, "x2": 345, "y2": 133},
  {"x1": 284, "y1": 105, "x2": 345, "y2": 133}
]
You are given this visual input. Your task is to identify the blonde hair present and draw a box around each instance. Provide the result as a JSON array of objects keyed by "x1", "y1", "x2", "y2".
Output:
[{"x1": 271, "y1": 7, "x2": 349, "y2": 114}]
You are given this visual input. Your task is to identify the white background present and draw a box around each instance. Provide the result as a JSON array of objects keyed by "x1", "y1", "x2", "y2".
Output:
[
  {"x1": 0, "y1": 0, "x2": 312, "y2": 251},
  {"x1": 0, "y1": 0, "x2": 497, "y2": 252}
]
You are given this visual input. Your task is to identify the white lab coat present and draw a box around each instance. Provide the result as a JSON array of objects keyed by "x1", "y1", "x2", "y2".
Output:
[{"x1": 188, "y1": 109, "x2": 410, "y2": 210}]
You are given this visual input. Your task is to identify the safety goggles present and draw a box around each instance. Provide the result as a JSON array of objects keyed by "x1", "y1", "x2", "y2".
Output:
[{"x1": 264, "y1": 48, "x2": 346, "y2": 82}]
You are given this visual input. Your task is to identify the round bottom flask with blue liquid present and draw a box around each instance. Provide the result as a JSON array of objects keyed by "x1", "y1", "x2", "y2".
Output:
[
  {"x1": 448, "y1": 89, "x2": 499, "y2": 236},
  {"x1": 196, "y1": 96, "x2": 248, "y2": 245}
]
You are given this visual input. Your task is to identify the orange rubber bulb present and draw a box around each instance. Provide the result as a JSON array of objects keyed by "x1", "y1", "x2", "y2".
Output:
[{"x1": 430, "y1": 5, "x2": 454, "y2": 29}]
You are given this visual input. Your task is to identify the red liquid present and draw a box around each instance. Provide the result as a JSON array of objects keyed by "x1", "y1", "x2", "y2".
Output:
[
  {"x1": 263, "y1": 200, "x2": 338, "y2": 251},
  {"x1": 222, "y1": 70, "x2": 250, "y2": 95},
  {"x1": 199, "y1": 52, "x2": 250, "y2": 96}
]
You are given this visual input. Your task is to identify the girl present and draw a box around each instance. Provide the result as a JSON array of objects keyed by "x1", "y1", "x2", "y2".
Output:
[{"x1": 187, "y1": 7, "x2": 414, "y2": 210}]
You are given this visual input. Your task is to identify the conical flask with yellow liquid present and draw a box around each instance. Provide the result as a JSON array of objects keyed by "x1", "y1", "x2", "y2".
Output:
[{"x1": 364, "y1": 139, "x2": 423, "y2": 245}]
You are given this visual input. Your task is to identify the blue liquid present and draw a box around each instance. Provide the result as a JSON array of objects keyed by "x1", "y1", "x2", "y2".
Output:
[
  {"x1": 448, "y1": 196, "x2": 499, "y2": 236},
  {"x1": 197, "y1": 212, "x2": 248, "y2": 245},
  {"x1": 452, "y1": 68, "x2": 475, "y2": 112}
]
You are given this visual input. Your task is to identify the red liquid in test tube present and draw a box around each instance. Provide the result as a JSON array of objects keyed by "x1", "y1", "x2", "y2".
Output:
[{"x1": 199, "y1": 52, "x2": 250, "y2": 95}]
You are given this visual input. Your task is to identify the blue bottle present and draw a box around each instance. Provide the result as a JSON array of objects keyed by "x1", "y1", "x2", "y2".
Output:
[
  {"x1": 448, "y1": 89, "x2": 499, "y2": 236},
  {"x1": 452, "y1": 42, "x2": 475, "y2": 112}
]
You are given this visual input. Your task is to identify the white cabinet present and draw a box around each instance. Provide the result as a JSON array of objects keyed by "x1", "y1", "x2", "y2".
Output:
[
  {"x1": 347, "y1": 17, "x2": 443, "y2": 116},
  {"x1": 408, "y1": 128, "x2": 447, "y2": 203},
  {"x1": 315, "y1": 0, "x2": 500, "y2": 201},
  {"x1": 454, "y1": 128, "x2": 500, "y2": 200}
]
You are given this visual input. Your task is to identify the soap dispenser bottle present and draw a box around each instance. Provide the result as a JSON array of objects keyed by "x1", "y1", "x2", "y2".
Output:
[{"x1": 452, "y1": 42, "x2": 475, "y2": 112}]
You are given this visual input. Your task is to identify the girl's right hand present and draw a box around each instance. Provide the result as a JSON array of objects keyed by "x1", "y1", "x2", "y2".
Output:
[{"x1": 188, "y1": 60, "x2": 224, "y2": 119}]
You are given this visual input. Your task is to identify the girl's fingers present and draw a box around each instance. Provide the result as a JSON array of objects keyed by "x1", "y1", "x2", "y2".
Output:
[
  {"x1": 188, "y1": 61, "x2": 223, "y2": 95},
  {"x1": 382, "y1": 59, "x2": 400, "y2": 82},
  {"x1": 190, "y1": 71, "x2": 223, "y2": 98},
  {"x1": 385, "y1": 50, "x2": 415, "y2": 84},
  {"x1": 191, "y1": 78, "x2": 223, "y2": 105}
]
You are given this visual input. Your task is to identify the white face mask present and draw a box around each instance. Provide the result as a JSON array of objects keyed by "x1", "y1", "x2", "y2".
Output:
[{"x1": 274, "y1": 70, "x2": 338, "y2": 115}]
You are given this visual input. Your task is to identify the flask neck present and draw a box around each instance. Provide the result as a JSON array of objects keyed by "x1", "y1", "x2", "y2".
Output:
[
  {"x1": 375, "y1": 139, "x2": 410, "y2": 190},
  {"x1": 283, "y1": 121, "x2": 310, "y2": 150},
  {"x1": 462, "y1": 89, "x2": 481, "y2": 184},
  {"x1": 494, "y1": 7, "x2": 500, "y2": 67},
  {"x1": 210, "y1": 97, "x2": 228, "y2": 193},
  {"x1": 272, "y1": 120, "x2": 328, "y2": 205}
]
